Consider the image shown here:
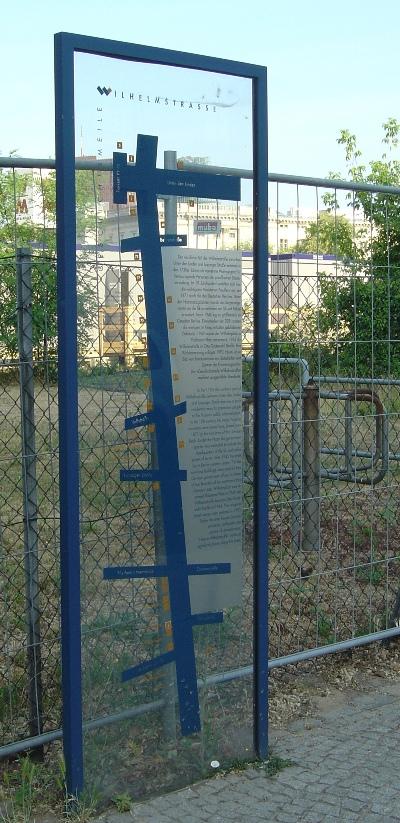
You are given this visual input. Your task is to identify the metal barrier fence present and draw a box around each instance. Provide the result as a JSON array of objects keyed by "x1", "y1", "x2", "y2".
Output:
[{"x1": 1, "y1": 156, "x2": 400, "y2": 763}]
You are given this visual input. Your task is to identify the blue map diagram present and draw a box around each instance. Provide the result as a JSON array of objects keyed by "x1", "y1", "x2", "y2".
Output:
[{"x1": 103, "y1": 134, "x2": 241, "y2": 736}]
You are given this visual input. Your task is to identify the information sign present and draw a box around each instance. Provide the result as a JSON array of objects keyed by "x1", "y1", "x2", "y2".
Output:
[
  {"x1": 54, "y1": 31, "x2": 268, "y2": 800},
  {"x1": 163, "y1": 247, "x2": 243, "y2": 612}
]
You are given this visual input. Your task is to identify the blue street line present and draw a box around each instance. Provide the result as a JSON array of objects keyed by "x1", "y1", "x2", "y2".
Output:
[
  {"x1": 122, "y1": 651, "x2": 175, "y2": 682},
  {"x1": 103, "y1": 564, "x2": 168, "y2": 580},
  {"x1": 174, "y1": 401, "x2": 187, "y2": 416},
  {"x1": 125, "y1": 411, "x2": 154, "y2": 430},
  {"x1": 120, "y1": 468, "x2": 187, "y2": 482},
  {"x1": 160, "y1": 234, "x2": 187, "y2": 246},
  {"x1": 121, "y1": 234, "x2": 187, "y2": 253},
  {"x1": 103, "y1": 562, "x2": 231, "y2": 581},
  {"x1": 124, "y1": 401, "x2": 186, "y2": 430},
  {"x1": 191, "y1": 612, "x2": 224, "y2": 626},
  {"x1": 113, "y1": 149, "x2": 240, "y2": 203},
  {"x1": 187, "y1": 563, "x2": 231, "y2": 575},
  {"x1": 120, "y1": 236, "x2": 141, "y2": 253}
]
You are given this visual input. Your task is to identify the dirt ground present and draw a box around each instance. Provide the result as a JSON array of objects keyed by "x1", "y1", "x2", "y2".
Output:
[
  {"x1": 2, "y1": 641, "x2": 400, "y2": 822},
  {"x1": 2, "y1": 374, "x2": 400, "y2": 812}
]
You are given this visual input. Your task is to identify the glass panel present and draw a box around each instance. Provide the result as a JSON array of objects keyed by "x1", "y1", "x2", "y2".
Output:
[{"x1": 73, "y1": 50, "x2": 254, "y2": 803}]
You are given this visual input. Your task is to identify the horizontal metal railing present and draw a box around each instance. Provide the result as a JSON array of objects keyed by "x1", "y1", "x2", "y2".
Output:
[
  {"x1": 2, "y1": 154, "x2": 400, "y2": 197},
  {"x1": 2, "y1": 623, "x2": 400, "y2": 760}
]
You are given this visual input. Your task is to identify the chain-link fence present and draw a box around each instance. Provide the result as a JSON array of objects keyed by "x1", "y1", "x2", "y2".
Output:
[
  {"x1": 265, "y1": 178, "x2": 400, "y2": 662},
  {"x1": 1, "y1": 158, "x2": 400, "y2": 777},
  {"x1": 1, "y1": 247, "x2": 60, "y2": 751}
]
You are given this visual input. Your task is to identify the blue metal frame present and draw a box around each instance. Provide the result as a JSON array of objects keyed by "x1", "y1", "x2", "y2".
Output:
[
  {"x1": 252, "y1": 71, "x2": 269, "y2": 760},
  {"x1": 54, "y1": 35, "x2": 83, "y2": 797},
  {"x1": 54, "y1": 31, "x2": 268, "y2": 795}
]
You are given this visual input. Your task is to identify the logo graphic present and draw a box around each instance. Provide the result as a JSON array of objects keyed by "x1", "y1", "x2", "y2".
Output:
[{"x1": 95, "y1": 83, "x2": 238, "y2": 110}]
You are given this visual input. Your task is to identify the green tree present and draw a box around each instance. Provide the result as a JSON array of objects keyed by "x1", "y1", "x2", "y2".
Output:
[
  {"x1": 297, "y1": 211, "x2": 355, "y2": 259},
  {"x1": 317, "y1": 119, "x2": 400, "y2": 376},
  {"x1": 0, "y1": 165, "x2": 98, "y2": 362}
]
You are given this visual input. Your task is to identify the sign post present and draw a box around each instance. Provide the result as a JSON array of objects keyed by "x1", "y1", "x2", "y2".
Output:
[{"x1": 55, "y1": 31, "x2": 268, "y2": 799}]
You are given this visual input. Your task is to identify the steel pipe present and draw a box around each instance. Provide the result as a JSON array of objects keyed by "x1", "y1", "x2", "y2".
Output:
[
  {"x1": 3, "y1": 624, "x2": 400, "y2": 760},
  {"x1": 3, "y1": 155, "x2": 400, "y2": 197}
]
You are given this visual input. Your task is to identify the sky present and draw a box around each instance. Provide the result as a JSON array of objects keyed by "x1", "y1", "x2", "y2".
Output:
[{"x1": 1, "y1": 0, "x2": 400, "y2": 179}]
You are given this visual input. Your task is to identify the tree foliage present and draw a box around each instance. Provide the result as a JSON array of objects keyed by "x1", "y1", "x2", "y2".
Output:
[
  {"x1": 319, "y1": 119, "x2": 400, "y2": 376},
  {"x1": 0, "y1": 166, "x2": 98, "y2": 362},
  {"x1": 297, "y1": 211, "x2": 355, "y2": 259},
  {"x1": 273, "y1": 120, "x2": 400, "y2": 378}
]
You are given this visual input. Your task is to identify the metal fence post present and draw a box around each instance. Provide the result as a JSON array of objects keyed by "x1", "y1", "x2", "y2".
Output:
[
  {"x1": 291, "y1": 395, "x2": 303, "y2": 549},
  {"x1": 269, "y1": 399, "x2": 279, "y2": 474},
  {"x1": 164, "y1": 150, "x2": 178, "y2": 236},
  {"x1": 16, "y1": 247, "x2": 44, "y2": 744},
  {"x1": 302, "y1": 380, "x2": 320, "y2": 552}
]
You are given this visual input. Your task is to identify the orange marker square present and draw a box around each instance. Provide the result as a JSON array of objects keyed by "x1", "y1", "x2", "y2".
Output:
[
  {"x1": 162, "y1": 595, "x2": 170, "y2": 611},
  {"x1": 171, "y1": 347, "x2": 176, "y2": 355},
  {"x1": 147, "y1": 401, "x2": 153, "y2": 411},
  {"x1": 130, "y1": 207, "x2": 136, "y2": 216},
  {"x1": 173, "y1": 373, "x2": 179, "y2": 381},
  {"x1": 177, "y1": 416, "x2": 182, "y2": 424},
  {"x1": 178, "y1": 440, "x2": 185, "y2": 449},
  {"x1": 166, "y1": 296, "x2": 172, "y2": 304},
  {"x1": 152, "y1": 481, "x2": 160, "y2": 491},
  {"x1": 148, "y1": 424, "x2": 155, "y2": 433},
  {"x1": 169, "y1": 321, "x2": 175, "y2": 329},
  {"x1": 175, "y1": 394, "x2": 181, "y2": 403},
  {"x1": 128, "y1": 193, "x2": 135, "y2": 202},
  {"x1": 144, "y1": 378, "x2": 150, "y2": 388}
]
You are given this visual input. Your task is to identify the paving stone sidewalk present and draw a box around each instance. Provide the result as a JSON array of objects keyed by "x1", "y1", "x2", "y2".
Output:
[{"x1": 98, "y1": 676, "x2": 400, "y2": 823}]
